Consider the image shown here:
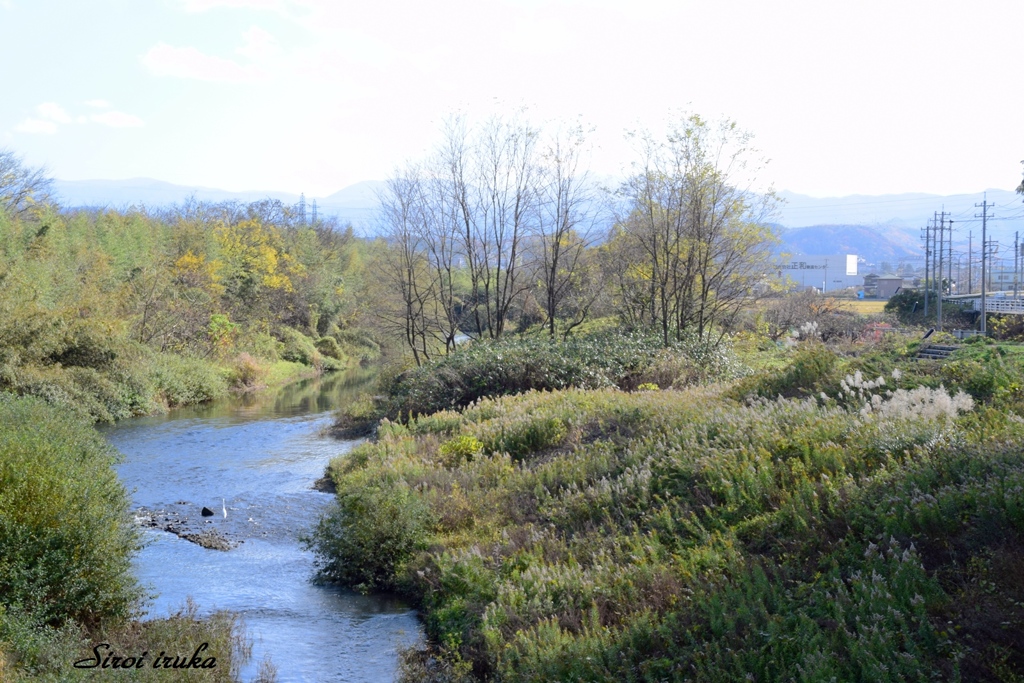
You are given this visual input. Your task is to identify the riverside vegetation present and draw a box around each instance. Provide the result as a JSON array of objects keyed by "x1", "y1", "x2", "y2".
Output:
[
  {"x1": 311, "y1": 331, "x2": 1024, "y2": 682},
  {"x1": 0, "y1": 394, "x2": 273, "y2": 681},
  {"x1": 0, "y1": 149, "x2": 378, "y2": 680}
]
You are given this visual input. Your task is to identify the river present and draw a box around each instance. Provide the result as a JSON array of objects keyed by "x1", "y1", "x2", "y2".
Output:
[{"x1": 102, "y1": 369, "x2": 421, "y2": 682}]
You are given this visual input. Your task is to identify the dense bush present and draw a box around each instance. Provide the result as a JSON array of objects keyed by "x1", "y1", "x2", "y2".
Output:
[
  {"x1": 278, "y1": 327, "x2": 321, "y2": 365},
  {"x1": 307, "y1": 480, "x2": 431, "y2": 593},
  {"x1": 333, "y1": 327, "x2": 382, "y2": 363},
  {"x1": 732, "y1": 344, "x2": 839, "y2": 399},
  {"x1": 277, "y1": 327, "x2": 348, "y2": 373},
  {"x1": 0, "y1": 395, "x2": 141, "y2": 627},
  {"x1": 150, "y1": 351, "x2": 230, "y2": 407},
  {"x1": 228, "y1": 351, "x2": 268, "y2": 388},
  {"x1": 315, "y1": 335, "x2": 345, "y2": 360},
  {"x1": 885, "y1": 288, "x2": 976, "y2": 327},
  {"x1": 0, "y1": 197, "x2": 368, "y2": 421},
  {"x1": 378, "y1": 332, "x2": 747, "y2": 420}
]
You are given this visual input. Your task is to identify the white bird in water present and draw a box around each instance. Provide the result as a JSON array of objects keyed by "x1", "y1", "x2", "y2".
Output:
[{"x1": 222, "y1": 498, "x2": 227, "y2": 519}]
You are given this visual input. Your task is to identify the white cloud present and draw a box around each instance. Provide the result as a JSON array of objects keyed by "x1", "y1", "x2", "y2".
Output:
[
  {"x1": 36, "y1": 102, "x2": 71, "y2": 124},
  {"x1": 84, "y1": 99, "x2": 111, "y2": 108},
  {"x1": 15, "y1": 118, "x2": 57, "y2": 134},
  {"x1": 142, "y1": 42, "x2": 265, "y2": 82},
  {"x1": 236, "y1": 26, "x2": 279, "y2": 61},
  {"x1": 178, "y1": 0, "x2": 286, "y2": 12},
  {"x1": 91, "y1": 111, "x2": 144, "y2": 128},
  {"x1": 0, "y1": 1, "x2": 14, "y2": 10},
  {"x1": 13, "y1": 102, "x2": 70, "y2": 134}
]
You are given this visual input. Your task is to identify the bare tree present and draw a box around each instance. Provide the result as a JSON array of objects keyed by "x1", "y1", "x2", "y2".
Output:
[
  {"x1": 532, "y1": 124, "x2": 604, "y2": 338},
  {"x1": 0, "y1": 149, "x2": 55, "y2": 219},
  {"x1": 435, "y1": 114, "x2": 539, "y2": 339},
  {"x1": 377, "y1": 114, "x2": 611, "y2": 357},
  {"x1": 376, "y1": 166, "x2": 438, "y2": 364}
]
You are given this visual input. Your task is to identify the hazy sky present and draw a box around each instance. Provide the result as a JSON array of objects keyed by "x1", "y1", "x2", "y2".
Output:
[{"x1": 2, "y1": 0, "x2": 1022, "y2": 197}]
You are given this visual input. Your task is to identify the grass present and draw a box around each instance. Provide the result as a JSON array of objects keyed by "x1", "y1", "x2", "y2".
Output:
[
  {"x1": 1, "y1": 600, "x2": 273, "y2": 682},
  {"x1": 836, "y1": 298, "x2": 887, "y2": 314},
  {"x1": 263, "y1": 359, "x2": 319, "y2": 387},
  {"x1": 311, "y1": 335, "x2": 1024, "y2": 682}
]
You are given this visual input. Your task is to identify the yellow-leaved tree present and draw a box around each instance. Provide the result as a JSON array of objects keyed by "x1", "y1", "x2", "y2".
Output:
[{"x1": 214, "y1": 218, "x2": 304, "y2": 321}]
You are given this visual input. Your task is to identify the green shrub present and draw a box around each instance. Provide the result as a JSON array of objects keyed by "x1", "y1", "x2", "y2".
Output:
[
  {"x1": 0, "y1": 395, "x2": 142, "y2": 627},
  {"x1": 942, "y1": 358, "x2": 997, "y2": 400},
  {"x1": 735, "y1": 344, "x2": 838, "y2": 399},
  {"x1": 438, "y1": 435, "x2": 484, "y2": 468},
  {"x1": 278, "y1": 327, "x2": 321, "y2": 366},
  {"x1": 307, "y1": 484, "x2": 431, "y2": 593},
  {"x1": 334, "y1": 327, "x2": 382, "y2": 362},
  {"x1": 235, "y1": 330, "x2": 283, "y2": 362},
  {"x1": 0, "y1": 599, "x2": 264, "y2": 682},
  {"x1": 149, "y1": 352, "x2": 228, "y2": 407},
  {"x1": 315, "y1": 335, "x2": 345, "y2": 360},
  {"x1": 228, "y1": 352, "x2": 268, "y2": 389},
  {"x1": 380, "y1": 332, "x2": 745, "y2": 420}
]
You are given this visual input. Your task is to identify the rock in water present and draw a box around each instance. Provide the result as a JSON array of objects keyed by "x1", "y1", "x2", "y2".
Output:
[
  {"x1": 201, "y1": 506, "x2": 215, "y2": 517},
  {"x1": 181, "y1": 530, "x2": 235, "y2": 551}
]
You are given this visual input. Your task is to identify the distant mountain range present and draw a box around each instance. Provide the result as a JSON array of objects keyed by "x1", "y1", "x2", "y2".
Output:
[
  {"x1": 52, "y1": 178, "x2": 384, "y2": 231},
  {"x1": 776, "y1": 224, "x2": 921, "y2": 265},
  {"x1": 52, "y1": 178, "x2": 1024, "y2": 265}
]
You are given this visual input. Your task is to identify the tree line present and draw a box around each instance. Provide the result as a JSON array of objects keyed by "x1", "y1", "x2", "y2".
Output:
[
  {"x1": 373, "y1": 112, "x2": 781, "y2": 363},
  {"x1": 0, "y1": 108, "x2": 784, "y2": 382}
]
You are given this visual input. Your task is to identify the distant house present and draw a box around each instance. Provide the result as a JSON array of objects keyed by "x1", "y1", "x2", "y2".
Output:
[
  {"x1": 876, "y1": 274, "x2": 904, "y2": 299},
  {"x1": 863, "y1": 273, "x2": 903, "y2": 298},
  {"x1": 862, "y1": 273, "x2": 879, "y2": 297}
]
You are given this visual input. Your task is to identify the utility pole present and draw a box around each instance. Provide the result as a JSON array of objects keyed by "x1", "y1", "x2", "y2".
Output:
[
  {"x1": 937, "y1": 211, "x2": 947, "y2": 330},
  {"x1": 948, "y1": 218, "x2": 953, "y2": 295},
  {"x1": 976, "y1": 197, "x2": 994, "y2": 334},
  {"x1": 1016, "y1": 231, "x2": 1020, "y2": 299},
  {"x1": 968, "y1": 230, "x2": 973, "y2": 295},
  {"x1": 922, "y1": 221, "x2": 931, "y2": 317}
]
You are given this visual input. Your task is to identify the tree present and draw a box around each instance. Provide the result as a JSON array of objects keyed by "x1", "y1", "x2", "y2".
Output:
[
  {"x1": 531, "y1": 124, "x2": 605, "y2": 338},
  {"x1": 439, "y1": 114, "x2": 539, "y2": 339},
  {"x1": 214, "y1": 218, "x2": 302, "y2": 324},
  {"x1": 1017, "y1": 160, "x2": 1023, "y2": 197},
  {"x1": 376, "y1": 166, "x2": 440, "y2": 364},
  {"x1": 611, "y1": 113, "x2": 779, "y2": 345},
  {"x1": 377, "y1": 114, "x2": 545, "y2": 360},
  {"x1": 0, "y1": 148, "x2": 55, "y2": 219}
]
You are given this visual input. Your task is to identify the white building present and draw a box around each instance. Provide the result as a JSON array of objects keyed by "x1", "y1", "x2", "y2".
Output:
[{"x1": 777, "y1": 254, "x2": 860, "y2": 292}]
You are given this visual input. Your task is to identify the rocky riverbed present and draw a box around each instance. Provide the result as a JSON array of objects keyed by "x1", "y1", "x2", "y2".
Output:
[{"x1": 133, "y1": 505, "x2": 241, "y2": 550}]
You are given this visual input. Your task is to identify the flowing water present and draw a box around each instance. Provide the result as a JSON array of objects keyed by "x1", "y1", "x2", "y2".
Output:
[{"x1": 103, "y1": 370, "x2": 421, "y2": 682}]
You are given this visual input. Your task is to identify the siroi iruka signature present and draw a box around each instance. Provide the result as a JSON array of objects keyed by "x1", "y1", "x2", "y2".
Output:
[{"x1": 73, "y1": 642, "x2": 217, "y2": 670}]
